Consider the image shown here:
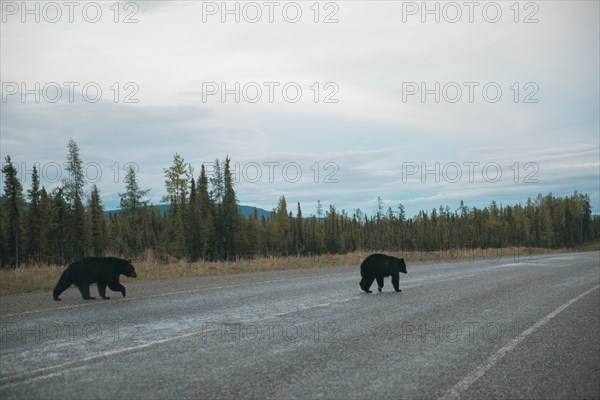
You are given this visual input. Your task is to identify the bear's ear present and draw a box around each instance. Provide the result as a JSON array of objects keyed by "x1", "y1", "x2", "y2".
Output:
[{"x1": 127, "y1": 259, "x2": 132, "y2": 263}]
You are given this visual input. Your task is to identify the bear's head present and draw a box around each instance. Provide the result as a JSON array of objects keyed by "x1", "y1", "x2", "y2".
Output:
[
  {"x1": 124, "y1": 260, "x2": 138, "y2": 278},
  {"x1": 396, "y1": 257, "x2": 407, "y2": 274}
]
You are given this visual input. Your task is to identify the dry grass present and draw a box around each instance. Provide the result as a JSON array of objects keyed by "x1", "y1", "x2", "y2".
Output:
[{"x1": 1, "y1": 245, "x2": 597, "y2": 297}]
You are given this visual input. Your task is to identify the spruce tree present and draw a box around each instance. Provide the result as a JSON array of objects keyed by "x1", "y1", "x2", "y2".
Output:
[
  {"x1": 1, "y1": 156, "x2": 24, "y2": 267},
  {"x1": 162, "y1": 154, "x2": 191, "y2": 257},
  {"x1": 209, "y1": 159, "x2": 224, "y2": 204},
  {"x1": 273, "y1": 196, "x2": 291, "y2": 255},
  {"x1": 63, "y1": 138, "x2": 85, "y2": 203},
  {"x1": 26, "y1": 165, "x2": 44, "y2": 263},
  {"x1": 87, "y1": 185, "x2": 105, "y2": 256},
  {"x1": 221, "y1": 157, "x2": 239, "y2": 260},
  {"x1": 296, "y1": 202, "x2": 304, "y2": 256},
  {"x1": 119, "y1": 165, "x2": 150, "y2": 216},
  {"x1": 39, "y1": 187, "x2": 52, "y2": 263},
  {"x1": 197, "y1": 165, "x2": 214, "y2": 260},
  {"x1": 118, "y1": 165, "x2": 150, "y2": 256},
  {"x1": 63, "y1": 138, "x2": 86, "y2": 260}
]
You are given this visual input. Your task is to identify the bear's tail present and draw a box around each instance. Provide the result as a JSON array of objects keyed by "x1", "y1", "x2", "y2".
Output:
[{"x1": 53, "y1": 268, "x2": 72, "y2": 301}]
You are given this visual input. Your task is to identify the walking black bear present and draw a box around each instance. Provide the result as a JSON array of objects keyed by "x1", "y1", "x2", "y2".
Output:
[
  {"x1": 53, "y1": 257, "x2": 137, "y2": 301},
  {"x1": 359, "y1": 253, "x2": 407, "y2": 293}
]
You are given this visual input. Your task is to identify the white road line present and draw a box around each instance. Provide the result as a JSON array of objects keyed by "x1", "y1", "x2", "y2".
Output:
[
  {"x1": 4, "y1": 274, "x2": 597, "y2": 385},
  {"x1": 0, "y1": 329, "x2": 218, "y2": 384},
  {"x1": 4, "y1": 252, "x2": 591, "y2": 317},
  {"x1": 7, "y1": 253, "x2": 559, "y2": 318},
  {"x1": 1, "y1": 268, "x2": 487, "y2": 319},
  {"x1": 0, "y1": 270, "x2": 484, "y2": 383},
  {"x1": 0, "y1": 272, "x2": 351, "y2": 318},
  {"x1": 272, "y1": 296, "x2": 362, "y2": 317},
  {"x1": 438, "y1": 284, "x2": 600, "y2": 400}
]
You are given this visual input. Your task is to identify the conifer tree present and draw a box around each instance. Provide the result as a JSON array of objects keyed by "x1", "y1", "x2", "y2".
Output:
[
  {"x1": 117, "y1": 165, "x2": 151, "y2": 256},
  {"x1": 221, "y1": 157, "x2": 239, "y2": 260},
  {"x1": 63, "y1": 139, "x2": 86, "y2": 260},
  {"x1": 87, "y1": 185, "x2": 105, "y2": 256},
  {"x1": 63, "y1": 138, "x2": 85, "y2": 203},
  {"x1": 197, "y1": 165, "x2": 214, "y2": 260},
  {"x1": 26, "y1": 165, "x2": 44, "y2": 263},
  {"x1": 1, "y1": 156, "x2": 24, "y2": 267},
  {"x1": 38, "y1": 187, "x2": 53, "y2": 263},
  {"x1": 296, "y1": 202, "x2": 304, "y2": 256},
  {"x1": 209, "y1": 159, "x2": 224, "y2": 204},
  {"x1": 162, "y1": 153, "x2": 191, "y2": 257},
  {"x1": 273, "y1": 196, "x2": 291, "y2": 255},
  {"x1": 119, "y1": 165, "x2": 150, "y2": 216}
]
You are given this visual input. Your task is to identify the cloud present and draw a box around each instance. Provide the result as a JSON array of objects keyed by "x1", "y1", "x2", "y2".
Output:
[{"x1": 1, "y1": 1, "x2": 598, "y2": 216}]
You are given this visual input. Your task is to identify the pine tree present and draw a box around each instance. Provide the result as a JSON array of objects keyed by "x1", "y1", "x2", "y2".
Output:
[
  {"x1": 187, "y1": 176, "x2": 200, "y2": 260},
  {"x1": 273, "y1": 196, "x2": 291, "y2": 255},
  {"x1": 163, "y1": 154, "x2": 191, "y2": 205},
  {"x1": 87, "y1": 185, "x2": 105, "y2": 256},
  {"x1": 221, "y1": 157, "x2": 239, "y2": 260},
  {"x1": 296, "y1": 202, "x2": 304, "y2": 256},
  {"x1": 63, "y1": 138, "x2": 85, "y2": 203},
  {"x1": 243, "y1": 207, "x2": 260, "y2": 258},
  {"x1": 1, "y1": 156, "x2": 25, "y2": 267},
  {"x1": 46, "y1": 188, "x2": 67, "y2": 263},
  {"x1": 26, "y1": 165, "x2": 44, "y2": 263},
  {"x1": 119, "y1": 165, "x2": 150, "y2": 216},
  {"x1": 117, "y1": 165, "x2": 151, "y2": 256},
  {"x1": 67, "y1": 197, "x2": 86, "y2": 260},
  {"x1": 197, "y1": 165, "x2": 214, "y2": 260},
  {"x1": 209, "y1": 159, "x2": 224, "y2": 204},
  {"x1": 39, "y1": 187, "x2": 52, "y2": 263},
  {"x1": 316, "y1": 200, "x2": 323, "y2": 220},
  {"x1": 325, "y1": 204, "x2": 341, "y2": 253},
  {"x1": 376, "y1": 196, "x2": 383, "y2": 222},
  {"x1": 63, "y1": 139, "x2": 86, "y2": 260},
  {"x1": 162, "y1": 154, "x2": 191, "y2": 257}
]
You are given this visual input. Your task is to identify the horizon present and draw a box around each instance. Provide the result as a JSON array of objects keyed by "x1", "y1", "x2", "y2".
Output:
[{"x1": 1, "y1": 1, "x2": 599, "y2": 219}]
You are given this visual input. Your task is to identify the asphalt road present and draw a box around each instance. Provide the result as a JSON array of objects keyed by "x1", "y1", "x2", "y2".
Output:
[{"x1": 1, "y1": 251, "x2": 598, "y2": 400}]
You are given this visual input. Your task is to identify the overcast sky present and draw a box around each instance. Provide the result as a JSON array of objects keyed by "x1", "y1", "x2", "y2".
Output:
[{"x1": 1, "y1": 0, "x2": 598, "y2": 217}]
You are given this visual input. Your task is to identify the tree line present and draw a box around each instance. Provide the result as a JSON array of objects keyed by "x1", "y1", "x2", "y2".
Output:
[{"x1": 1, "y1": 139, "x2": 598, "y2": 267}]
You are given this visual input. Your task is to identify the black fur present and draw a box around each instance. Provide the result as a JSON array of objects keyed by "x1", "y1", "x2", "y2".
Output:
[
  {"x1": 359, "y1": 253, "x2": 407, "y2": 293},
  {"x1": 53, "y1": 257, "x2": 137, "y2": 301}
]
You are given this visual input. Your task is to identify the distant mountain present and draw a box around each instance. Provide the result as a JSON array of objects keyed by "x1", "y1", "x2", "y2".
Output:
[
  {"x1": 238, "y1": 205, "x2": 271, "y2": 220},
  {"x1": 104, "y1": 204, "x2": 271, "y2": 220}
]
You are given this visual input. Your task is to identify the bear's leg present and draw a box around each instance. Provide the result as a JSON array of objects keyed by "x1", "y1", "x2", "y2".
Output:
[
  {"x1": 376, "y1": 276, "x2": 384, "y2": 292},
  {"x1": 77, "y1": 284, "x2": 96, "y2": 300},
  {"x1": 392, "y1": 273, "x2": 401, "y2": 292},
  {"x1": 97, "y1": 282, "x2": 110, "y2": 300},
  {"x1": 53, "y1": 277, "x2": 71, "y2": 301},
  {"x1": 108, "y1": 281, "x2": 126, "y2": 297},
  {"x1": 360, "y1": 276, "x2": 375, "y2": 293}
]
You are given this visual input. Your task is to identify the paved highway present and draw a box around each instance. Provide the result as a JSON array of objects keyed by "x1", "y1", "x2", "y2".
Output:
[{"x1": 1, "y1": 251, "x2": 598, "y2": 399}]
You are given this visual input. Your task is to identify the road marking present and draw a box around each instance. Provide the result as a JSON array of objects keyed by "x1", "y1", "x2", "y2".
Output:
[
  {"x1": 5, "y1": 252, "x2": 569, "y2": 318},
  {"x1": 5, "y1": 251, "x2": 594, "y2": 318},
  {"x1": 0, "y1": 271, "x2": 484, "y2": 383},
  {"x1": 0, "y1": 329, "x2": 218, "y2": 384},
  {"x1": 3, "y1": 271, "x2": 597, "y2": 386},
  {"x1": 268, "y1": 272, "x2": 481, "y2": 318},
  {"x1": 0, "y1": 272, "x2": 352, "y2": 318},
  {"x1": 1, "y1": 268, "x2": 484, "y2": 319},
  {"x1": 272, "y1": 296, "x2": 362, "y2": 317},
  {"x1": 438, "y1": 284, "x2": 600, "y2": 400}
]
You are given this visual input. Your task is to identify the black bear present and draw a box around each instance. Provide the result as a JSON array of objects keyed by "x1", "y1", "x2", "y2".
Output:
[
  {"x1": 53, "y1": 257, "x2": 137, "y2": 301},
  {"x1": 359, "y1": 253, "x2": 407, "y2": 293}
]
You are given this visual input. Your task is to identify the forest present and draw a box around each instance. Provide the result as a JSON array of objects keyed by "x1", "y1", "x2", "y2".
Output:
[{"x1": 1, "y1": 139, "x2": 598, "y2": 268}]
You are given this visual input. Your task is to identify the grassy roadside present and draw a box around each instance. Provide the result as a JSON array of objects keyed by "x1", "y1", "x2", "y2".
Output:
[{"x1": 1, "y1": 244, "x2": 598, "y2": 297}]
